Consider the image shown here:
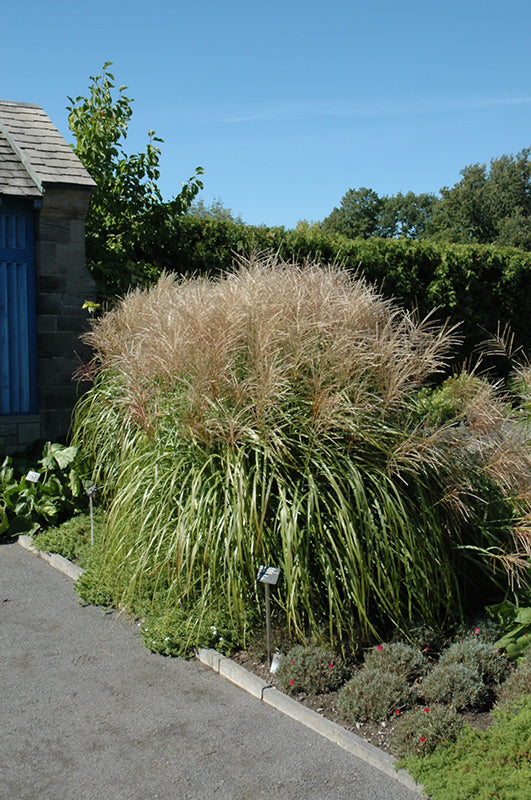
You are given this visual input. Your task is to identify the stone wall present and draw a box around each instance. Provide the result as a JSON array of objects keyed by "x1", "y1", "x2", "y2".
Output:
[{"x1": 0, "y1": 415, "x2": 42, "y2": 454}]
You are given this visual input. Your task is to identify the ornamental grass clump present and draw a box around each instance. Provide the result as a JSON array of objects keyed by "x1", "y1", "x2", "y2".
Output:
[
  {"x1": 73, "y1": 252, "x2": 531, "y2": 650},
  {"x1": 276, "y1": 645, "x2": 349, "y2": 695}
]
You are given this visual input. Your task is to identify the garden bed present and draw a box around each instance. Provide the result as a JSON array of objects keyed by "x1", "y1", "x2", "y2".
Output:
[{"x1": 231, "y1": 647, "x2": 496, "y2": 757}]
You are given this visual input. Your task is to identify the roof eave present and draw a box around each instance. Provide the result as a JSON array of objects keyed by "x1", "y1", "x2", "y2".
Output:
[{"x1": 0, "y1": 120, "x2": 43, "y2": 195}]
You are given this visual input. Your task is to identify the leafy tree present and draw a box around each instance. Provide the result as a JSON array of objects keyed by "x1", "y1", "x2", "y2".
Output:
[
  {"x1": 434, "y1": 162, "x2": 497, "y2": 243},
  {"x1": 322, "y1": 187, "x2": 383, "y2": 238},
  {"x1": 426, "y1": 149, "x2": 531, "y2": 247},
  {"x1": 188, "y1": 196, "x2": 244, "y2": 224},
  {"x1": 322, "y1": 149, "x2": 531, "y2": 250},
  {"x1": 322, "y1": 187, "x2": 439, "y2": 240},
  {"x1": 67, "y1": 62, "x2": 204, "y2": 297},
  {"x1": 496, "y1": 206, "x2": 531, "y2": 250},
  {"x1": 380, "y1": 191, "x2": 440, "y2": 239},
  {"x1": 489, "y1": 149, "x2": 531, "y2": 220}
]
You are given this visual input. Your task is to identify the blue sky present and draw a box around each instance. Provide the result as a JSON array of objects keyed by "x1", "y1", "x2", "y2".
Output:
[{"x1": 3, "y1": 0, "x2": 530, "y2": 228}]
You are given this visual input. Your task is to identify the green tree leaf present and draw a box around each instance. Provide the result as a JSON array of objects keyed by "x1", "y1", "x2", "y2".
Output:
[{"x1": 67, "y1": 62, "x2": 204, "y2": 298}]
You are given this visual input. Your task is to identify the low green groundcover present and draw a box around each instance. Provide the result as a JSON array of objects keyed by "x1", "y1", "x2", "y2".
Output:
[{"x1": 397, "y1": 696, "x2": 531, "y2": 800}]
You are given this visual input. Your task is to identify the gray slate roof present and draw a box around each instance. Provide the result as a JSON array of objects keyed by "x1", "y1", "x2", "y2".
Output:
[{"x1": 0, "y1": 100, "x2": 95, "y2": 197}]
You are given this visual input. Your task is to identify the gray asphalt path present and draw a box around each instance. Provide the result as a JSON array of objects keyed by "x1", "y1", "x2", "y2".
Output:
[{"x1": 1, "y1": 540, "x2": 422, "y2": 800}]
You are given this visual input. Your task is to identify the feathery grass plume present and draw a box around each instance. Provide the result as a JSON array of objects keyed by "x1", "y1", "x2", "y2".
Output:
[{"x1": 73, "y1": 253, "x2": 531, "y2": 649}]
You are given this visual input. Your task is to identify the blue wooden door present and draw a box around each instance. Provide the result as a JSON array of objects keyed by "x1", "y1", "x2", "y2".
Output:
[{"x1": 0, "y1": 199, "x2": 38, "y2": 415}]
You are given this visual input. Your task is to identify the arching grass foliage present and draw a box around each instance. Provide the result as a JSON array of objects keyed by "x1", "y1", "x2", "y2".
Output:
[{"x1": 73, "y1": 254, "x2": 531, "y2": 650}]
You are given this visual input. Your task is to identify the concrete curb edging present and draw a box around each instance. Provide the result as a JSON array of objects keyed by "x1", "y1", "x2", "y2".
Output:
[
  {"x1": 17, "y1": 534, "x2": 85, "y2": 582},
  {"x1": 196, "y1": 647, "x2": 423, "y2": 795},
  {"x1": 15, "y1": 537, "x2": 423, "y2": 796}
]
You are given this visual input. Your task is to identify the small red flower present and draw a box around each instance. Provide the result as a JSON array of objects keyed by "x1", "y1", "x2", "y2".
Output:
[
  {"x1": 290, "y1": 679, "x2": 294, "y2": 686},
  {"x1": 424, "y1": 646, "x2": 429, "y2": 652},
  {"x1": 424, "y1": 707, "x2": 430, "y2": 713},
  {"x1": 329, "y1": 663, "x2": 334, "y2": 669},
  {"x1": 377, "y1": 644, "x2": 383, "y2": 651},
  {"x1": 291, "y1": 659, "x2": 295, "y2": 664},
  {"x1": 394, "y1": 709, "x2": 400, "y2": 716},
  {"x1": 474, "y1": 627, "x2": 480, "y2": 635},
  {"x1": 419, "y1": 737, "x2": 426, "y2": 743}
]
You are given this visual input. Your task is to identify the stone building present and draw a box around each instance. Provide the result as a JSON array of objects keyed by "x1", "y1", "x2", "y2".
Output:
[{"x1": 0, "y1": 100, "x2": 96, "y2": 454}]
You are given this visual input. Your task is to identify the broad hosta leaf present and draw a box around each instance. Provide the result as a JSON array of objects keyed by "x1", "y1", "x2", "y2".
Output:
[{"x1": 40, "y1": 443, "x2": 79, "y2": 471}]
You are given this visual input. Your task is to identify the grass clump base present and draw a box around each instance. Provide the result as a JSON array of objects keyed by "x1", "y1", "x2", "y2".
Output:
[{"x1": 397, "y1": 695, "x2": 531, "y2": 800}]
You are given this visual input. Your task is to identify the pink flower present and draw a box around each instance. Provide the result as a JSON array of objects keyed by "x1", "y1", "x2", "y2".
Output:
[
  {"x1": 329, "y1": 663, "x2": 334, "y2": 669},
  {"x1": 474, "y1": 627, "x2": 480, "y2": 636},
  {"x1": 394, "y1": 710, "x2": 401, "y2": 716},
  {"x1": 291, "y1": 659, "x2": 295, "y2": 664},
  {"x1": 290, "y1": 679, "x2": 294, "y2": 686},
  {"x1": 419, "y1": 737, "x2": 426, "y2": 743},
  {"x1": 377, "y1": 644, "x2": 383, "y2": 651},
  {"x1": 424, "y1": 707, "x2": 430, "y2": 713},
  {"x1": 424, "y1": 646, "x2": 429, "y2": 652}
]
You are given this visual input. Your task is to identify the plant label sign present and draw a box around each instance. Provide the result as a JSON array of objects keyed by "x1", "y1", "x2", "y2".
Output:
[
  {"x1": 26, "y1": 471, "x2": 40, "y2": 483},
  {"x1": 257, "y1": 565, "x2": 280, "y2": 585}
]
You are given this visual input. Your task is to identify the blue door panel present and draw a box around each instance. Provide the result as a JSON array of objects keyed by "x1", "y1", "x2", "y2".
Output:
[{"x1": 0, "y1": 202, "x2": 38, "y2": 415}]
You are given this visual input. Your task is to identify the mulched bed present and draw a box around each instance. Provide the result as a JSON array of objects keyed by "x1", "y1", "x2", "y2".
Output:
[{"x1": 231, "y1": 649, "x2": 494, "y2": 756}]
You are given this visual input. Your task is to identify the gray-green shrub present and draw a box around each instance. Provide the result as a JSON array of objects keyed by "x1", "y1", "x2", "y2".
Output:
[
  {"x1": 421, "y1": 663, "x2": 490, "y2": 710},
  {"x1": 337, "y1": 667, "x2": 413, "y2": 722},
  {"x1": 496, "y1": 660, "x2": 531, "y2": 706},
  {"x1": 439, "y1": 637, "x2": 509, "y2": 684},
  {"x1": 276, "y1": 645, "x2": 349, "y2": 695},
  {"x1": 391, "y1": 704, "x2": 464, "y2": 758},
  {"x1": 363, "y1": 641, "x2": 427, "y2": 681}
]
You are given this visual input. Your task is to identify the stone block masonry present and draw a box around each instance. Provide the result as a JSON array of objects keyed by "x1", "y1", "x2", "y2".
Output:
[{"x1": 33, "y1": 186, "x2": 97, "y2": 446}]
